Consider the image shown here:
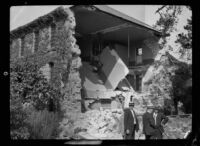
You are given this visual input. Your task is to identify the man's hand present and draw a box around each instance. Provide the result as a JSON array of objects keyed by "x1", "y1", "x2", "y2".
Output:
[
  {"x1": 161, "y1": 120, "x2": 167, "y2": 128},
  {"x1": 126, "y1": 129, "x2": 130, "y2": 134}
]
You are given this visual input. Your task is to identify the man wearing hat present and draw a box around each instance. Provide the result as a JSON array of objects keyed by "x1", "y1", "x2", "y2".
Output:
[
  {"x1": 151, "y1": 107, "x2": 169, "y2": 139},
  {"x1": 142, "y1": 104, "x2": 156, "y2": 139},
  {"x1": 123, "y1": 100, "x2": 139, "y2": 139}
]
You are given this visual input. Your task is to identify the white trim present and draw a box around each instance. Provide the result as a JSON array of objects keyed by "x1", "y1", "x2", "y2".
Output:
[{"x1": 90, "y1": 23, "x2": 132, "y2": 35}]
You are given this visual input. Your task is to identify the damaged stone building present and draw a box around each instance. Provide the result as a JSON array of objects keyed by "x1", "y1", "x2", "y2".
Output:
[{"x1": 10, "y1": 5, "x2": 162, "y2": 111}]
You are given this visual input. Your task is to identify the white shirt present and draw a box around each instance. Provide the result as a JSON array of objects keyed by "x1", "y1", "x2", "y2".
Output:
[
  {"x1": 130, "y1": 109, "x2": 136, "y2": 124},
  {"x1": 153, "y1": 113, "x2": 157, "y2": 125}
]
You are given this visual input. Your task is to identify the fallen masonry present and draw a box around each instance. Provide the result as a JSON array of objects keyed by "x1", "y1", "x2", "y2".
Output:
[{"x1": 58, "y1": 105, "x2": 192, "y2": 140}]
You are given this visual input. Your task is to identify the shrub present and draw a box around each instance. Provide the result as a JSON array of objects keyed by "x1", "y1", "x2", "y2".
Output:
[
  {"x1": 10, "y1": 57, "x2": 63, "y2": 139},
  {"x1": 26, "y1": 109, "x2": 61, "y2": 139},
  {"x1": 10, "y1": 58, "x2": 63, "y2": 111},
  {"x1": 10, "y1": 97, "x2": 30, "y2": 139}
]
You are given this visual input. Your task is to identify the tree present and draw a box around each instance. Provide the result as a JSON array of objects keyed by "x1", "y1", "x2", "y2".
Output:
[
  {"x1": 175, "y1": 6, "x2": 192, "y2": 58},
  {"x1": 154, "y1": 6, "x2": 182, "y2": 47},
  {"x1": 171, "y1": 64, "x2": 192, "y2": 114}
]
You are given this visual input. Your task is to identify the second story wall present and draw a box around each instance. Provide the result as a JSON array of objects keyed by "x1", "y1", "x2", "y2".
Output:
[{"x1": 10, "y1": 16, "x2": 66, "y2": 62}]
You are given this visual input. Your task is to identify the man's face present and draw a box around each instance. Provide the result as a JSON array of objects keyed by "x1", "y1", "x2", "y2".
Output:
[
  {"x1": 154, "y1": 109, "x2": 158, "y2": 114},
  {"x1": 129, "y1": 105, "x2": 134, "y2": 109}
]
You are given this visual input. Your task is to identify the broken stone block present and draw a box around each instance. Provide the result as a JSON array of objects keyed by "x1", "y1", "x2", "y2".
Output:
[{"x1": 100, "y1": 47, "x2": 129, "y2": 89}]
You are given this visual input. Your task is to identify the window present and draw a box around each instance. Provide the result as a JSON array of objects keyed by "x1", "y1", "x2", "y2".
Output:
[
  {"x1": 50, "y1": 23, "x2": 56, "y2": 49},
  {"x1": 137, "y1": 48, "x2": 143, "y2": 56},
  {"x1": 49, "y1": 62, "x2": 54, "y2": 68},
  {"x1": 34, "y1": 30, "x2": 39, "y2": 52},
  {"x1": 20, "y1": 36, "x2": 25, "y2": 57},
  {"x1": 136, "y1": 48, "x2": 143, "y2": 65}
]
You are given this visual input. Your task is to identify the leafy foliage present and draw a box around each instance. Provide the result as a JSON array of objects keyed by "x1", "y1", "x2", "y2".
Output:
[
  {"x1": 10, "y1": 97, "x2": 30, "y2": 139},
  {"x1": 154, "y1": 6, "x2": 182, "y2": 47},
  {"x1": 171, "y1": 64, "x2": 192, "y2": 113},
  {"x1": 147, "y1": 64, "x2": 174, "y2": 114},
  {"x1": 145, "y1": 53, "x2": 192, "y2": 115},
  {"x1": 10, "y1": 57, "x2": 63, "y2": 139},
  {"x1": 175, "y1": 6, "x2": 192, "y2": 58},
  {"x1": 10, "y1": 58, "x2": 62, "y2": 111}
]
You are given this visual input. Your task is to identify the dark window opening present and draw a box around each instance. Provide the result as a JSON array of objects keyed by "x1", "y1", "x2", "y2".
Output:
[
  {"x1": 49, "y1": 62, "x2": 54, "y2": 68},
  {"x1": 136, "y1": 74, "x2": 142, "y2": 92},
  {"x1": 126, "y1": 74, "x2": 135, "y2": 90},
  {"x1": 34, "y1": 30, "x2": 39, "y2": 52},
  {"x1": 51, "y1": 23, "x2": 56, "y2": 49},
  {"x1": 20, "y1": 36, "x2": 25, "y2": 57}
]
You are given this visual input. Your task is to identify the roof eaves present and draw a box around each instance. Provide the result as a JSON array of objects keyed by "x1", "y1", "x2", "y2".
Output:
[{"x1": 92, "y1": 5, "x2": 162, "y2": 35}]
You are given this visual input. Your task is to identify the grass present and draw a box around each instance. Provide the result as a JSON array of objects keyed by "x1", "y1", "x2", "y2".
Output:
[{"x1": 26, "y1": 109, "x2": 62, "y2": 139}]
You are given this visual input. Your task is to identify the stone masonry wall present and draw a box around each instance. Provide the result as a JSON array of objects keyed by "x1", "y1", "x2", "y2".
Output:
[
  {"x1": 10, "y1": 38, "x2": 21, "y2": 62},
  {"x1": 10, "y1": 7, "x2": 82, "y2": 113}
]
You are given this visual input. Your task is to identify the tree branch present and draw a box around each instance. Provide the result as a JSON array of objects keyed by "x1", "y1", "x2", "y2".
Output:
[{"x1": 155, "y1": 6, "x2": 167, "y2": 14}]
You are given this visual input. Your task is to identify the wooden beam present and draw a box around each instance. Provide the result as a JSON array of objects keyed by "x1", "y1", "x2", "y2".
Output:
[{"x1": 90, "y1": 23, "x2": 132, "y2": 35}]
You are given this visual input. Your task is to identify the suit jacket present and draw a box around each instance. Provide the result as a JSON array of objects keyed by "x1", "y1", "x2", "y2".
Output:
[
  {"x1": 153, "y1": 113, "x2": 169, "y2": 133},
  {"x1": 124, "y1": 108, "x2": 139, "y2": 135},
  {"x1": 142, "y1": 112, "x2": 156, "y2": 135}
]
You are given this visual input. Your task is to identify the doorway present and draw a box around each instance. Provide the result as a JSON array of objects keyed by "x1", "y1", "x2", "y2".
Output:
[{"x1": 136, "y1": 74, "x2": 142, "y2": 92}]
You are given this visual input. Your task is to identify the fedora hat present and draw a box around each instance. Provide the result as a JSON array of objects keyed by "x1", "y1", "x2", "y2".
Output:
[
  {"x1": 153, "y1": 106, "x2": 161, "y2": 110},
  {"x1": 147, "y1": 105, "x2": 155, "y2": 109},
  {"x1": 145, "y1": 102, "x2": 154, "y2": 109}
]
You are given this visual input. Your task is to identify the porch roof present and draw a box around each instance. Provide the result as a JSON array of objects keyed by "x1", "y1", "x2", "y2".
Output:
[{"x1": 71, "y1": 5, "x2": 161, "y2": 44}]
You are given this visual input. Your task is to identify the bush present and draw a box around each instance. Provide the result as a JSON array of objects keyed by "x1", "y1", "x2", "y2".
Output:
[
  {"x1": 10, "y1": 97, "x2": 30, "y2": 139},
  {"x1": 10, "y1": 57, "x2": 63, "y2": 139},
  {"x1": 172, "y1": 64, "x2": 192, "y2": 113},
  {"x1": 27, "y1": 109, "x2": 61, "y2": 139},
  {"x1": 10, "y1": 58, "x2": 63, "y2": 111}
]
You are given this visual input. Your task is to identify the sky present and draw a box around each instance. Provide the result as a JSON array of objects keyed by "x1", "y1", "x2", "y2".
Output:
[
  {"x1": 9, "y1": 5, "x2": 162, "y2": 30},
  {"x1": 10, "y1": 5, "x2": 191, "y2": 54}
]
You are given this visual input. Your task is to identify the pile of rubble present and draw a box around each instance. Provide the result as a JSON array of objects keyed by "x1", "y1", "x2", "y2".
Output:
[
  {"x1": 59, "y1": 106, "x2": 147, "y2": 140},
  {"x1": 163, "y1": 115, "x2": 192, "y2": 139},
  {"x1": 59, "y1": 109, "x2": 124, "y2": 139}
]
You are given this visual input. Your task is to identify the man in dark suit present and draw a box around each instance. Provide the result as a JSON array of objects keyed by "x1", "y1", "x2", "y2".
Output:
[
  {"x1": 152, "y1": 107, "x2": 169, "y2": 139},
  {"x1": 142, "y1": 105, "x2": 157, "y2": 139},
  {"x1": 124, "y1": 102, "x2": 139, "y2": 139}
]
